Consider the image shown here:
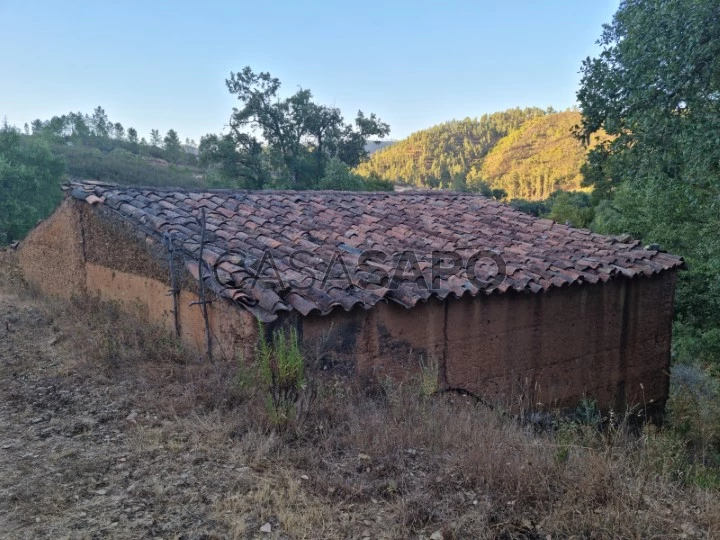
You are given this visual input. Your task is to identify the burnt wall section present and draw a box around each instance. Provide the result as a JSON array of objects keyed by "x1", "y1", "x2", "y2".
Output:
[
  {"x1": 18, "y1": 199, "x2": 86, "y2": 299},
  {"x1": 300, "y1": 298, "x2": 447, "y2": 381},
  {"x1": 301, "y1": 272, "x2": 676, "y2": 411}
]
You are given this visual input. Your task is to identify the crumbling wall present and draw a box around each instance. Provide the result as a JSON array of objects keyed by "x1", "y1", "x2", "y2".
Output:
[
  {"x1": 19, "y1": 201, "x2": 257, "y2": 361},
  {"x1": 18, "y1": 199, "x2": 86, "y2": 299},
  {"x1": 301, "y1": 272, "x2": 676, "y2": 412}
]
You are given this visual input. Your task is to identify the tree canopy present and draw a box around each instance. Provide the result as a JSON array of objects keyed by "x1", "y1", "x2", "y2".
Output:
[
  {"x1": 577, "y1": 0, "x2": 720, "y2": 364},
  {"x1": 214, "y1": 67, "x2": 391, "y2": 189},
  {"x1": 0, "y1": 124, "x2": 64, "y2": 243}
]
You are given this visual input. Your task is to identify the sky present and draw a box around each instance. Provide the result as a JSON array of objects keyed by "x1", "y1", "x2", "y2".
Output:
[{"x1": 0, "y1": 0, "x2": 619, "y2": 143}]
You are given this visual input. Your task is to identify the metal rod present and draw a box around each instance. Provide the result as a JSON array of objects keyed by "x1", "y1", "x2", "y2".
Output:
[
  {"x1": 165, "y1": 233, "x2": 181, "y2": 337},
  {"x1": 197, "y1": 209, "x2": 213, "y2": 361}
]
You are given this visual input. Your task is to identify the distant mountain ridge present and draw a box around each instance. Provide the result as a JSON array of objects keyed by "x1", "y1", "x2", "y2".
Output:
[{"x1": 364, "y1": 140, "x2": 396, "y2": 155}]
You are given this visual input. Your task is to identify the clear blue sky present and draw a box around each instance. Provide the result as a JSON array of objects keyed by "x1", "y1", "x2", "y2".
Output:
[{"x1": 0, "y1": 0, "x2": 619, "y2": 143}]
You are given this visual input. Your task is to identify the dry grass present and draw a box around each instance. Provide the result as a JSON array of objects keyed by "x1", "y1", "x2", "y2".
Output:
[{"x1": 1, "y1": 250, "x2": 719, "y2": 538}]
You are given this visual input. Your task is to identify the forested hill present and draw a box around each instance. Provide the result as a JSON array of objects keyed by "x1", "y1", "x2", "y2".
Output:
[
  {"x1": 355, "y1": 108, "x2": 603, "y2": 199},
  {"x1": 354, "y1": 107, "x2": 547, "y2": 188},
  {"x1": 472, "y1": 111, "x2": 607, "y2": 200}
]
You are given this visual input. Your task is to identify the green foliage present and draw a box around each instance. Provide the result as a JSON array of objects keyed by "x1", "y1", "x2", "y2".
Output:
[
  {"x1": 667, "y1": 364, "x2": 720, "y2": 486},
  {"x1": 508, "y1": 198, "x2": 550, "y2": 217},
  {"x1": 224, "y1": 66, "x2": 389, "y2": 189},
  {"x1": 163, "y1": 129, "x2": 182, "y2": 160},
  {"x1": 199, "y1": 132, "x2": 267, "y2": 189},
  {"x1": 574, "y1": 398, "x2": 602, "y2": 426},
  {"x1": 30, "y1": 107, "x2": 198, "y2": 167},
  {"x1": 150, "y1": 129, "x2": 162, "y2": 147},
  {"x1": 257, "y1": 322, "x2": 307, "y2": 429},
  {"x1": 317, "y1": 157, "x2": 367, "y2": 191},
  {"x1": 23, "y1": 107, "x2": 202, "y2": 189},
  {"x1": 510, "y1": 190, "x2": 595, "y2": 228},
  {"x1": 577, "y1": 0, "x2": 720, "y2": 365},
  {"x1": 416, "y1": 355, "x2": 439, "y2": 397},
  {"x1": 355, "y1": 107, "x2": 546, "y2": 188},
  {"x1": 0, "y1": 125, "x2": 64, "y2": 243},
  {"x1": 545, "y1": 191, "x2": 595, "y2": 228},
  {"x1": 360, "y1": 173, "x2": 394, "y2": 192},
  {"x1": 54, "y1": 143, "x2": 202, "y2": 188},
  {"x1": 469, "y1": 180, "x2": 506, "y2": 200},
  {"x1": 126, "y1": 127, "x2": 138, "y2": 145}
]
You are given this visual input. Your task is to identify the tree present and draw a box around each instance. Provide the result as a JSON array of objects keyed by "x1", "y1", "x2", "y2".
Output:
[
  {"x1": 333, "y1": 110, "x2": 390, "y2": 168},
  {"x1": 150, "y1": 129, "x2": 162, "y2": 147},
  {"x1": 68, "y1": 112, "x2": 90, "y2": 139},
  {"x1": 225, "y1": 66, "x2": 389, "y2": 188},
  {"x1": 127, "y1": 127, "x2": 138, "y2": 144},
  {"x1": 163, "y1": 129, "x2": 182, "y2": 159},
  {"x1": 113, "y1": 122, "x2": 125, "y2": 141},
  {"x1": 90, "y1": 106, "x2": 110, "y2": 138},
  {"x1": 199, "y1": 132, "x2": 267, "y2": 188},
  {"x1": 199, "y1": 132, "x2": 267, "y2": 189},
  {"x1": 0, "y1": 124, "x2": 64, "y2": 243},
  {"x1": 30, "y1": 119, "x2": 43, "y2": 135},
  {"x1": 577, "y1": 0, "x2": 720, "y2": 364},
  {"x1": 317, "y1": 157, "x2": 366, "y2": 191}
]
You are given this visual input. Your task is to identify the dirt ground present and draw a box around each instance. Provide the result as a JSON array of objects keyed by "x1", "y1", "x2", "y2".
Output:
[
  {"x1": 0, "y1": 255, "x2": 450, "y2": 539},
  {"x1": 1, "y1": 251, "x2": 719, "y2": 539}
]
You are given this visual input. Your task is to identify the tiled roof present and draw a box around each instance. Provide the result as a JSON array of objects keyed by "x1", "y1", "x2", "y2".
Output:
[{"x1": 65, "y1": 181, "x2": 683, "y2": 321}]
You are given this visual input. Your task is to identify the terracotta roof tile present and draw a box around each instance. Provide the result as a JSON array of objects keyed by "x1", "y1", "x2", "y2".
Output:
[{"x1": 65, "y1": 181, "x2": 684, "y2": 321}]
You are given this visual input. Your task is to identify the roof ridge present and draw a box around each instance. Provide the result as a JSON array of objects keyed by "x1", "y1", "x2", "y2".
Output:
[{"x1": 63, "y1": 180, "x2": 496, "y2": 198}]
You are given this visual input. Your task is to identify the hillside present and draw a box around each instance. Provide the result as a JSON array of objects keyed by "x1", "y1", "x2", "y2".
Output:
[
  {"x1": 50, "y1": 140, "x2": 205, "y2": 187},
  {"x1": 355, "y1": 109, "x2": 608, "y2": 199},
  {"x1": 472, "y1": 111, "x2": 607, "y2": 200},
  {"x1": 355, "y1": 107, "x2": 547, "y2": 188},
  {"x1": 52, "y1": 140, "x2": 205, "y2": 188}
]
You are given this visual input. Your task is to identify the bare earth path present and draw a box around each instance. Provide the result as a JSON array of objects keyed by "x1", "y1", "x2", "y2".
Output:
[{"x1": 0, "y1": 290, "x2": 223, "y2": 539}]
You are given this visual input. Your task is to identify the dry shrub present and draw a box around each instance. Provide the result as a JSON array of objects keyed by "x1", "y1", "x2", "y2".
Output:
[{"x1": 281, "y1": 379, "x2": 720, "y2": 538}]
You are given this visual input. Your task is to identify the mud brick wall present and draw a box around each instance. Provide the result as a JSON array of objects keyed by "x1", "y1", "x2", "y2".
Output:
[
  {"x1": 18, "y1": 199, "x2": 87, "y2": 299},
  {"x1": 19, "y1": 203, "x2": 257, "y2": 362},
  {"x1": 443, "y1": 272, "x2": 675, "y2": 410},
  {"x1": 301, "y1": 272, "x2": 676, "y2": 411},
  {"x1": 300, "y1": 298, "x2": 446, "y2": 381}
]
